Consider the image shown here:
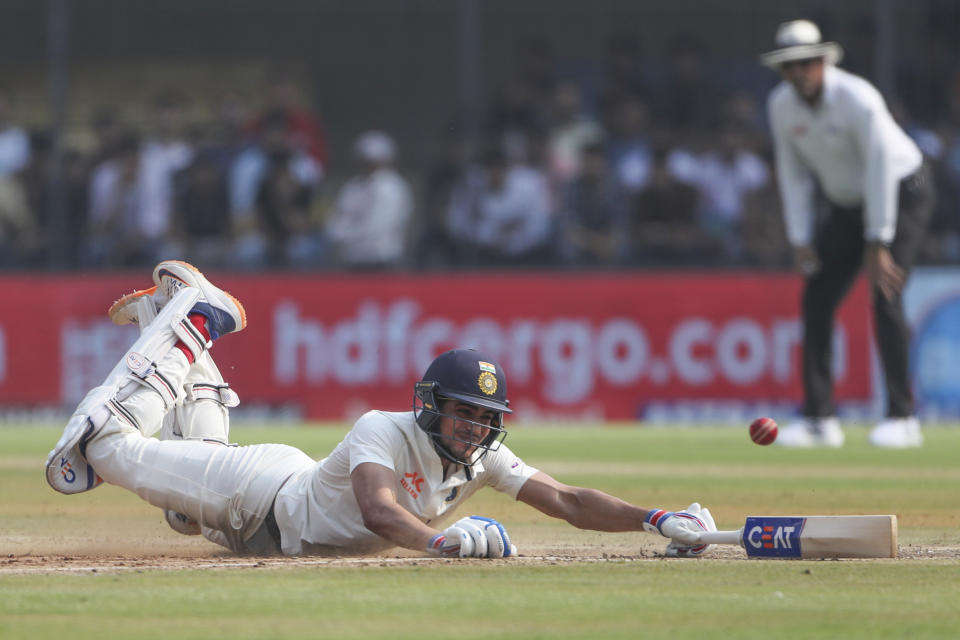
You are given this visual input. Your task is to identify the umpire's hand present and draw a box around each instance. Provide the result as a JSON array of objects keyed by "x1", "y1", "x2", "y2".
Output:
[
  {"x1": 793, "y1": 245, "x2": 821, "y2": 277},
  {"x1": 863, "y1": 244, "x2": 905, "y2": 301}
]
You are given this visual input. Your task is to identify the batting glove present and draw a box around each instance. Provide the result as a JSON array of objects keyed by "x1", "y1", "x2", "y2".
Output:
[
  {"x1": 426, "y1": 516, "x2": 517, "y2": 558},
  {"x1": 643, "y1": 502, "x2": 716, "y2": 557}
]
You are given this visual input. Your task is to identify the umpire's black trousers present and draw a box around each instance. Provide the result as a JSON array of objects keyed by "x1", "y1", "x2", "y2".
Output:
[{"x1": 803, "y1": 162, "x2": 935, "y2": 418}]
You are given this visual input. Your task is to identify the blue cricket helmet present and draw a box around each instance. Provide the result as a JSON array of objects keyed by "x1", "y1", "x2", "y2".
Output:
[{"x1": 413, "y1": 348, "x2": 511, "y2": 466}]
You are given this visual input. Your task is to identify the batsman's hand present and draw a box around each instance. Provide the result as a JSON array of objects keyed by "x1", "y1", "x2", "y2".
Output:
[
  {"x1": 643, "y1": 503, "x2": 716, "y2": 558},
  {"x1": 426, "y1": 516, "x2": 517, "y2": 558}
]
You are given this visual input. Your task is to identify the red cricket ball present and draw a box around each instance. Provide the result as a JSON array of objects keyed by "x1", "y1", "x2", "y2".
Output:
[{"x1": 749, "y1": 417, "x2": 778, "y2": 446}]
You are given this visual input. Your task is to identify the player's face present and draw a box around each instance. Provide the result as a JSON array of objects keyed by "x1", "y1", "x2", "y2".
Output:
[
  {"x1": 437, "y1": 400, "x2": 497, "y2": 460},
  {"x1": 781, "y1": 57, "x2": 825, "y2": 103}
]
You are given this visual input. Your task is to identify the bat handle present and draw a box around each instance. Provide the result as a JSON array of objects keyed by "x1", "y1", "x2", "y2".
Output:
[{"x1": 697, "y1": 529, "x2": 744, "y2": 546}]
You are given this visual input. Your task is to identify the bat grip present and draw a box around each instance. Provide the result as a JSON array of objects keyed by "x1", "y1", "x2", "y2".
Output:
[{"x1": 697, "y1": 529, "x2": 744, "y2": 546}]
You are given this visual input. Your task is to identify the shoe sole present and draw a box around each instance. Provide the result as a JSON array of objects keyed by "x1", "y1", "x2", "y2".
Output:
[
  {"x1": 154, "y1": 260, "x2": 247, "y2": 332},
  {"x1": 108, "y1": 286, "x2": 158, "y2": 325},
  {"x1": 46, "y1": 417, "x2": 104, "y2": 494}
]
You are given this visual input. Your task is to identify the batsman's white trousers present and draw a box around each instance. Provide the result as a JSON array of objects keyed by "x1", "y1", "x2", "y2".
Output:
[{"x1": 85, "y1": 419, "x2": 314, "y2": 554}]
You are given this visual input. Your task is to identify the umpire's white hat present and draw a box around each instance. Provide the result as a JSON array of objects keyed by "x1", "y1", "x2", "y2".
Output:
[{"x1": 760, "y1": 20, "x2": 843, "y2": 69}]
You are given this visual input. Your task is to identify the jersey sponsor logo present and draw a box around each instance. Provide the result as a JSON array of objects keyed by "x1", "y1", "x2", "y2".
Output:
[
  {"x1": 742, "y1": 516, "x2": 806, "y2": 558},
  {"x1": 401, "y1": 471, "x2": 425, "y2": 499}
]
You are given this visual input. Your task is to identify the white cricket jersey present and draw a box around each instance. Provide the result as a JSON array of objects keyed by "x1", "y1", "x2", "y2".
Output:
[
  {"x1": 272, "y1": 410, "x2": 539, "y2": 556},
  {"x1": 767, "y1": 65, "x2": 922, "y2": 245}
]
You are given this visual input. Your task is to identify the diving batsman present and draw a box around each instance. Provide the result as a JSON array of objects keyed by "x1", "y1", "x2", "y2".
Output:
[{"x1": 47, "y1": 260, "x2": 716, "y2": 558}]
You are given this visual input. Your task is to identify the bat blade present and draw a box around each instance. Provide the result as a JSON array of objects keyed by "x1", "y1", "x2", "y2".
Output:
[{"x1": 699, "y1": 515, "x2": 897, "y2": 559}]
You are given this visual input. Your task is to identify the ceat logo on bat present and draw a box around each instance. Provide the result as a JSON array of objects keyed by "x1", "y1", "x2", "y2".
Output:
[{"x1": 741, "y1": 517, "x2": 807, "y2": 558}]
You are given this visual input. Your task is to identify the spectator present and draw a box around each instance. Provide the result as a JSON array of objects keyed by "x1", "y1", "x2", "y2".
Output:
[
  {"x1": 167, "y1": 93, "x2": 254, "y2": 268},
  {"x1": 0, "y1": 87, "x2": 30, "y2": 177},
  {"x1": 133, "y1": 92, "x2": 195, "y2": 265},
  {"x1": 446, "y1": 146, "x2": 553, "y2": 267},
  {"x1": 413, "y1": 124, "x2": 474, "y2": 269},
  {"x1": 83, "y1": 131, "x2": 143, "y2": 266},
  {"x1": 739, "y1": 174, "x2": 792, "y2": 269},
  {"x1": 627, "y1": 146, "x2": 721, "y2": 267},
  {"x1": 545, "y1": 80, "x2": 604, "y2": 188},
  {"x1": 169, "y1": 148, "x2": 233, "y2": 267},
  {"x1": 20, "y1": 125, "x2": 93, "y2": 268},
  {"x1": 326, "y1": 131, "x2": 414, "y2": 270},
  {"x1": 892, "y1": 97, "x2": 952, "y2": 264},
  {"x1": 667, "y1": 121, "x2": 771, "y2": 264},
  {"x1": 247, "y1": 142, "x2": 321, "y2": 269},
  {"x1": 0, "y1": 172, "x2": 35, "y2": 268},
  {"x1": 934, "y1": 126, "x2": 960, "y2": 262},
  {"x1": 719, "y1": 90, "x2": 769, "y2": 154},
  {"x1": 88, "y1": 106, "x2": 125, "y2": 167},
  {"x1": 556, "y1": 142, "x2": 628, "y2": 267},
  {"x1": 201, "y1": 92, "x2": 255, "y2": 177},
  {"x1": 247, "y1": 66, "x2": 328, "y2": 168},
  {"x1": 930, "y1": 68, "x2": 960, "y2": 263},
  {"x1": 60, "y1": 148, "x2": 94, "y2": 268},
  {"x1": 0, "y1": 87, "x2": 36, "y2": 267},
  {"x1": 891, "y1": 97, "x2": 944, "y2": 161},
  {"x1": 11, "y1": 130, "x2": 49, "y2": 267},
  {"x1": 230, "y1": 108, "x2": 322, "y2": 263},
  {"x1": 605, "y1": 94, "x2": 654, "y2": 194}
]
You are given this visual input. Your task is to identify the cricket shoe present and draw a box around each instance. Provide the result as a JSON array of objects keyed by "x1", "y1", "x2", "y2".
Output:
[
  {"x1": 153, "y1": 260, "x2": 247, "y2": 340},
  {"x1": 45, "y1": 412, "x2": 105, "y2": 494},
  {"x1": 776, "y1": 417, "x2": 845, "y2": 448},
  {"x1": 108, "y1": 285, "x2": 166, "y2": 326},
  {"x1": 868, "y1": 417, "x2": 923, "y2": 448}
]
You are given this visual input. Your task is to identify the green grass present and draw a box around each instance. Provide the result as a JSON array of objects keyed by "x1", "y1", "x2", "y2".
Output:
[
  {"x1": 2, "y1": 423, "x2": 959, "y2": 639},
  {"x1": 2, "y1": 562, "x2": 958, "y2": 640}
]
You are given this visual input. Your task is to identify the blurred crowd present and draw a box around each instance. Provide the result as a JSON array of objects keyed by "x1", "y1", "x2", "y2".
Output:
[{"x1": 1, "y1": 33, "x2": 958, "y2": 272}]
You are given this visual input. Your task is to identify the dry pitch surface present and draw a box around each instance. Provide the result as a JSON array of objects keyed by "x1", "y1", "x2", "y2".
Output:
[{"x1": 4, "y1": 528, "x2": 958, "y2": 576}]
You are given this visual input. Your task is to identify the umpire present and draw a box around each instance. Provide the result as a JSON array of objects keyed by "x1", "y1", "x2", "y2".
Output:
[{"x1": 762, "y1": 20, "x2": 934, "y2": 448}]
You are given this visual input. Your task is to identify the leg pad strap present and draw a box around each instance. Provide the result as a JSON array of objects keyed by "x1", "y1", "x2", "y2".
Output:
[{"x1": 184, "y1": 382, "x2": 240, "y2": 408}]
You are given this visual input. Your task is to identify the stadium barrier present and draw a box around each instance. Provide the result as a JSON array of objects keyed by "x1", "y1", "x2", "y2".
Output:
[{"x1": 0, "y1": 271, "x2": 909, "y2": 423}]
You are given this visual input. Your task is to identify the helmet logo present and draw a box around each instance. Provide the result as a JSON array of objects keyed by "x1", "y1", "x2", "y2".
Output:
[{"x1": 478, "y1": 371, "x2": 498, "y2": 395}]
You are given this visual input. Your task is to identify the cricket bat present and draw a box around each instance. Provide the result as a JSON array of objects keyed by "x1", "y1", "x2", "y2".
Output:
[{"x1": 697, "y1": 515, "x2": 898, "y2": 558}]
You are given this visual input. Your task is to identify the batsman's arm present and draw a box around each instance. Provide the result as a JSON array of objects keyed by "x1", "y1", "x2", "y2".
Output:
[
  {"x1": 515, "y1": 471, "x2": 650, "y2": 531},
  {"x1": 351, "y1": 462, "x2": 444, "y2": 552}
]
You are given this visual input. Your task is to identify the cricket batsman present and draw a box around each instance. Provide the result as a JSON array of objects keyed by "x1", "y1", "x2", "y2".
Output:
[{"x1": 46, "y1": 260, "x2": 716, "y2": 558}]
